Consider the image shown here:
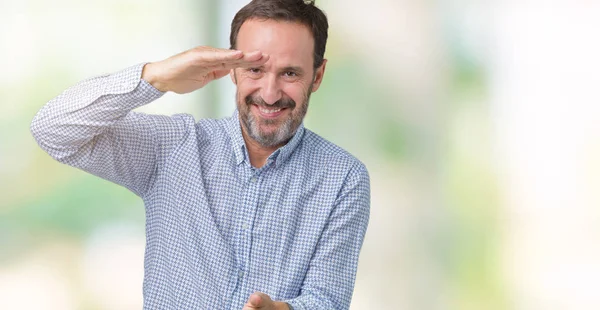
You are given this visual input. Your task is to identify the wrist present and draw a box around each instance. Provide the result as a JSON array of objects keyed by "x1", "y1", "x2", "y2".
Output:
[{"x1": 142, "y1": 62, "x2": 168, "y2": 92}]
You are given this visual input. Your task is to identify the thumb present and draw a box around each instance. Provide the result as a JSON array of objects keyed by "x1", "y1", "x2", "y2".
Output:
[
  {"x1": 211, "y1": 69, "x2": 230, "y2": 80},
  {"x1": 248, "y1": 292, "x2": 266, "y2": 307}
]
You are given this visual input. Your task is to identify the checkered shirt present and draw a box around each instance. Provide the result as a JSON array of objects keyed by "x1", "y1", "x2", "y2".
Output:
[{"x1": 30, "y1": 63, "x2": 370, "y2": 310}]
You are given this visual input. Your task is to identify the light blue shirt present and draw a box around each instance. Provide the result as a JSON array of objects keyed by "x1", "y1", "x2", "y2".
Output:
[{"x1": 31, "y1": 63, "x2": 370, "y2": 310}]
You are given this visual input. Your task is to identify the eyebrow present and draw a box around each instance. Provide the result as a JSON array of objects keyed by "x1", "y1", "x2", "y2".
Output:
[
  {"x1": 250, "y1": 65, "x2": 305, "y2": 74},
  {"x1": 281, "y1": 66, "x2": 305, "y2": 74}
]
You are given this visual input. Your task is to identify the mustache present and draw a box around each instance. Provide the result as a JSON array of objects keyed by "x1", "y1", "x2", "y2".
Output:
[{"x1": 245, "y1": 95, "x2": 296, "y2": 110}]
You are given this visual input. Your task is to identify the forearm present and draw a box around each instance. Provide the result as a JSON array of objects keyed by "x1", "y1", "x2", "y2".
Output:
[
  {"x1": 30, "y1": 63, "x2": 171, "y2": 196},
  {"x1": 30, "y1": 63, "x2": 163, "y2": 160},
  {"x1": 285, "y1": 164, "x2": 370, "y2": 310}
]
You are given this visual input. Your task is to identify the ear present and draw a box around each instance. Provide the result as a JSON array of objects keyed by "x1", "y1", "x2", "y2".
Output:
[
  {"x1": 230, "y1": 69, "x2": 237, "y2": 85},
  {"x1": 310, "y1": 59, "x2": 327, "y2": 93}
]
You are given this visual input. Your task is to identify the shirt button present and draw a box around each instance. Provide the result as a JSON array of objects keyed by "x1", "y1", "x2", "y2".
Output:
[
  {"x1": 242, "y1": 223, "x2": 250, "y2": 230},
  {"x1": 238, "y1": 271, "x2": 244, "y2": 278},
  {"x1": 250, "y1": 177, "x2": 257, "y2": 183}
]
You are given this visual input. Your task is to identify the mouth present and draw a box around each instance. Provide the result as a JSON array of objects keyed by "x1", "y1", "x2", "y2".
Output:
[{"x1": 252, "y1": 104, "x2": 287, "y2": 119}]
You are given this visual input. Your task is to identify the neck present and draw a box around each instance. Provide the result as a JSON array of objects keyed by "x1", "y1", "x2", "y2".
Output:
[{"x1": 240, "y1": 122, "x2": 282, "y2": 168}]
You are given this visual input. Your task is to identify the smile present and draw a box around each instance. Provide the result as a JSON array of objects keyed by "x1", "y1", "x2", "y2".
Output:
[
  {"x1": 259, "y1": 107, "x2": 281, "y2": 114},
  {"x1": 253, "y1": 104, "x2": 286, "y2": 118}
]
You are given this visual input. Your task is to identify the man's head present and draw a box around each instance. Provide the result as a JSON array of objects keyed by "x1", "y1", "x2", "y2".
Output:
[{"x1": 229, "y1": 0, "x2": 329, "y2": 148}]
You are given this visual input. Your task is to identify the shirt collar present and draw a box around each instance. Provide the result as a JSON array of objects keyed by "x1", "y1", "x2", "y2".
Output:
[{"x1": 224, "y1": 110, "x2": 305, "y2": 168}]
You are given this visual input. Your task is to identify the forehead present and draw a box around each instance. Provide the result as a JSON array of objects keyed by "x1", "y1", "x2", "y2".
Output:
[{"x1": 236, "y1": 19, "x2": 314, "y2": 68}]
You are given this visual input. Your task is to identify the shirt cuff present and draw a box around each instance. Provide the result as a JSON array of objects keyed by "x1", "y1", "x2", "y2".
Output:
[{"x1": 102, "y1": 62, "x2": 165, "y2": 110}]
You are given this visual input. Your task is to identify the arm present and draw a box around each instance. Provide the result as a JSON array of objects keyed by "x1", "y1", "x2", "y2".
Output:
[
  {"x1": 30, "y1": 63, "x2": 174, "y2": 197},
  {"x1": 244, "y1": 163, "x2": 370, "y2": 310},
  {"x1": 31, "y1": 48, "x2": 270, "y2": 197},
  {"x1": 285, "y1": 163, "x2": 371, "y2": 310}
]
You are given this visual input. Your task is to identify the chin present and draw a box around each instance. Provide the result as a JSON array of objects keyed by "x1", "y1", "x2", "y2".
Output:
[{"x1": 257, "y1": 124, "x2": 281, "y2": 136}]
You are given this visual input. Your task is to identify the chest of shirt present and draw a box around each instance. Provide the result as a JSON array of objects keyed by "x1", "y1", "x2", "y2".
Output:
[{"x1": 147, "y1": 133, "x2": 345, "y2": 260}]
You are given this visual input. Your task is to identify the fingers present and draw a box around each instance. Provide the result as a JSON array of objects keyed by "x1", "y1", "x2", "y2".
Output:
[
  {"x1": 207, "y1": 53, "x2": 269, "y2": 70},
  {"x1": 194, "y1": 47, "x2": 268, "y2": 71},
  {"x1": 209, "y1": 49, "x2": 264, "y2": 64},
  {"x1": 195, "y1": 47, "x2": 267, "y2": 65},
  {"x1": 209, "y1": 69, "x2": 231, "y2": 81},
  {"x1": 249, "y1": 293, "x2": 263, "y2": 307},
  {"x1": 245, "y1": 292, "x2": 273, "y2": 308},
  {"x1": 241, "y1": 50, "x2": 266, "y2": 62},
  {"x1": 204, "y1": 48, "x2": 244, "y2": 63},
  {"x1": 238, "y1": 52, "x2": 270, "y2": 68}
]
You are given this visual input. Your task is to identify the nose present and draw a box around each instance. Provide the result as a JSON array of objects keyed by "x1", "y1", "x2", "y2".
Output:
[{"x1": 259, "y1": 74, "x2": 282, "y2": 105}]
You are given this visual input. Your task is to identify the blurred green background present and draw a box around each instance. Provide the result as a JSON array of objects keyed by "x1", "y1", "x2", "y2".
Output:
[{"x1": 1, "y1": 0, "x2": 600, "y2": 309}]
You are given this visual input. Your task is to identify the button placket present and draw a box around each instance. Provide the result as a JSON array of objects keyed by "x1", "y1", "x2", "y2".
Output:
[{"x1": 239, "y1": 171, "x2": 260, "y2": 281}]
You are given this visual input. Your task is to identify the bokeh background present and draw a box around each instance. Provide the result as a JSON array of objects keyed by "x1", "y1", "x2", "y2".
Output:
[{"x1": 1, "y1": 0, "x2": 600, "y2": 309}]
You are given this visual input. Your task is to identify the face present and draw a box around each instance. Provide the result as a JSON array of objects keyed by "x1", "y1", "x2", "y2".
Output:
[{"x1": 232, "y1": 19, "x2": 327, "y2": 148}]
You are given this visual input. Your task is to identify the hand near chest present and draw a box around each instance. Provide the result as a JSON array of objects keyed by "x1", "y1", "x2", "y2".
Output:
[{"x1": 243, "y1": 292, "x2": 290, "y2": 310}]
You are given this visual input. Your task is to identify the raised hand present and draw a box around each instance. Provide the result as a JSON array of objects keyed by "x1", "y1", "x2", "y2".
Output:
[{"x1": 142, "y1": 46, "x2": 269, "y2": 94}]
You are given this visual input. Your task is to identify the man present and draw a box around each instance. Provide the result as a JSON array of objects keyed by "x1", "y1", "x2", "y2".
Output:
[{"x1": 31, "y1": 0, "x2": 370, "y2": 309}]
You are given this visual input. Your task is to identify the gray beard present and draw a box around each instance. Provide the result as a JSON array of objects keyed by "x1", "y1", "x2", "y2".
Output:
[
  {"x1": 236, "y1": 72, "x2": 313, "y2": 148},
  {"x1": 242, "y1": 111, "x2": 296, "y2": 148}
]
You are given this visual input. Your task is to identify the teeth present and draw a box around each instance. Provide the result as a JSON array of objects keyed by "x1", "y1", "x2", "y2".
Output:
[{"x1": 258, "y1": 107, "x2": 282, "y2": 114}]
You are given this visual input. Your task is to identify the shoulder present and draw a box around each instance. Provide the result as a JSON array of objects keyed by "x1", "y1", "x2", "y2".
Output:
[
  {"x1": 192, "y1": 117, "x2": 233, "y2": 139},
  {"x1": 300, "y1": 129, "x2": 369, "y2": 178},
  {"x1": 299, "y1": 130, "x2": 370, "y2": 214},
  {"x1": 195, "y1": 117, "x2": 224, "y2": 132}
]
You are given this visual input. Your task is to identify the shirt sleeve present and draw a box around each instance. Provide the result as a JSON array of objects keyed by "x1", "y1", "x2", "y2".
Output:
[
  {"x1": 284, "y1": 162, "x2": 371, "y2": 310},
  {"x1": 30, "y1": 63, "x2": 191, "y2": 198}
]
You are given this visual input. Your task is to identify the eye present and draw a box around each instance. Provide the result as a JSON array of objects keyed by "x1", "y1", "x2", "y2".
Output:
[
  {"x1": 248, "y1": 68, "x2": 261, "y2": 74},
  {"x1": 246, "y1": 68, "x2": 264, "y2": 79},
  {"x1": 283, "y1": 71, "x2": 297, "y2": 77}
]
